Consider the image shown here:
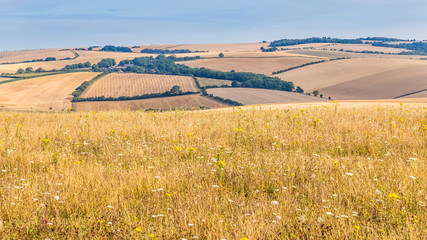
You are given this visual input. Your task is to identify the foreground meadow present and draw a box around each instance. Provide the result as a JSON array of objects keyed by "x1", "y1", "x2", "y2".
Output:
[{"x1": 0, "y1": 102, "x2": 425, "y2": 239}]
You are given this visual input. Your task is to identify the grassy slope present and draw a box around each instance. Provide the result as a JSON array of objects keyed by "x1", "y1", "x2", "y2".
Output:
[{"x1": 0, "y1": 101, "x2": 425, "y2": 239}]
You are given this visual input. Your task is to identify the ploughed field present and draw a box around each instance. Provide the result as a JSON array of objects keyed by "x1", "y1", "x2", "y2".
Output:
[
  {"x1": 183, "y1": 56, "x2": 320, "y2": 75},
  {"x1": 0, "y1": 72, "x2": 98, "y2": 111},
  {"x1": 81, "y1": 73, "x2": 199, "y2": 98},
  {"x1": 276, "y1": 58, "x2": 427, "y2": 100},
  {"x1": 73, "y1": 94, "x2": 226, "y2": 111},
  {"x1": 207, "y1": 88, "x2": 328, "y2": 105},
  {"x1": 0, "y1": 102, "x2": 425, "y2": 239}
]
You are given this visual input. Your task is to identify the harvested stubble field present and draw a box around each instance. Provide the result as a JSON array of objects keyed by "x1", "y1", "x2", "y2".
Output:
[
  {"x1": 207, "y1": 88, "x2": 328, "y2": 105},
  {"x1": 81, "y1": 73, "x2": 199, "y2": 98},
  {"x1": 73, "y1": 94, "x2": 226, "y2": 111},
  {"x1": 0, "y1": 72, "x2": 98, "y2": 111},
  {"x1": 320, "y1": 44, "x2": 410, "y2": 54},
  {"x1": 276, "y1": 58, "x2": 427, "y2": 100},
  {"x1": 0, "y1": 102, "x2": 425, "y2": 239},
  {"x1": 0, "y1": 49, "x2": 75, "y2": 64},
  {"x1": 0, "y1": 77, "x2": 13, "y2": 82},
  {"x1": 183, "y1": 57, "x2": 319, "y2": 75},
  {"x1": 135, "y1": 43, "x2": 270, "y2": 53},
  {"x1": 197, "y1": 78, "x2": 233, "y2": 87}
]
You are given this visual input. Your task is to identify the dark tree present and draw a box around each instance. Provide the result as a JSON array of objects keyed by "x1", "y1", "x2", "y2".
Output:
[
  {"x1": 35, "y1": 68, "x2": 45, "y2": 72},
  {"x1": 25, "y1": 67, "x2": 34, "y2": 73},
  {"x1": 170, "y1": 85, "x2": 182, "y2": 95},
  {"x1": 16, "y1": 68, "x2": 25, "y2": 74},
  {"x1": 313, "y1": 90, "x2": 319, "y2": 97},
  {"x1": 219, "y1": 53, "x2": 224, "y2": 58},
  {"x1": 296, "y1": 86, "x2": 304, "y2": 93}
]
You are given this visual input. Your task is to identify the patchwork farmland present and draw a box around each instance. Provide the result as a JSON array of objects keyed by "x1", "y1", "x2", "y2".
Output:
[{"x1": 81, "y1": 73, "x2": 199, "y2": 98}]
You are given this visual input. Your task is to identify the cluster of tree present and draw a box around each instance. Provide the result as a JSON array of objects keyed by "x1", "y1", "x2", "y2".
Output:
[
  {"x1": 272, "y1": 60, "x2": 326, "y2": 75},
  {"x1": 371, "y1": 41, "x2": 427, "y2": 55},
  {"x1": 63, "y1": 62, "x2": 91, "y2": 70},
  {"x1": 73, "y1": 89, "x2": 199, "y2": 102},
  {"x1": 96, "y1": 58, "x2": 116, "y2": 68},
  {"x1": 360, "y1": 37, "x2": 409, "y2": 42},
  {"x1": 88, "y1": 46, "x2": 100, "y2": 51},
  {"x1": 101, "y1": 45, "x2": 133, "y2": 52},
  {"x1": 260, "y1": 47, "x2": 278, "y2": 52},
  {"x1": 166, "y1": 55, "x2": 201, "y2": 62},
  {"x1": 140, "y1": 48, "x2": 192, "y2": 54},
  {"x1": 270, "y1": 37, "x2": 363, "y2": 47},
  {"x1": 116, "y1": 55, "x2": 294, "y2": 92}
]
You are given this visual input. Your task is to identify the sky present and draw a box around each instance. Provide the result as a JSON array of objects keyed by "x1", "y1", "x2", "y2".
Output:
[{"x1": 1, "y1": 0, "x2": 427, "y2": 51}]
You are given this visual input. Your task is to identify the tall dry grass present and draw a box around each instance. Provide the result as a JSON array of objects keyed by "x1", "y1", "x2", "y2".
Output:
[{"x1": 0, "y1": 102, "x2": 425, "y2": 239}]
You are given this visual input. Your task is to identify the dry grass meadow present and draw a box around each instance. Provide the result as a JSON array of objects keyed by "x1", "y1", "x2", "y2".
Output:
[
  {"x1": 81, "y1": 73, "x2": 199, "y2": 98},
  {"x1": 0, "y1": 101, "x2": 425, "y2": 239}
]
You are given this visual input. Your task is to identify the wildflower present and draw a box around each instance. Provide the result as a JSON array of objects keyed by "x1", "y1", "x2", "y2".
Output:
[
  {"x1": 134, "y1": 228, "x2": 142, "y2": 232},
  {"x1": 341, "y1": 215, "x2": 349, "y2": 218},
  {"x1": 409, "y1": 176, "x2": 416, "y2": 180},
  {"x1": 355, "y1": 226, "x2": 360, "y2": 230},
  {"x1": 271, "y1": 201, "x2": 279, "y2": 205},
  {"x1": 240, "y1": 238, "x2": 249, "y2": 240},
  {"x1": 189, "y1": 147, "x2": 195, "y2": 151},
  {"x1": 107, "y1": 205, "x2": 113, "y2": 209},
  {"x1": 188, "y1": 223, "x2": 194, "y2": 226},
  {"x1": 346, "y1": 172, "x2": 354, "y2": 176},
  {"x1": 326, "y1": 212, "x2": 334, "y2": 216},
  {"x1": 174, "y1": 146, "x2": 182, "y2": 151},
  {"x1": 165, "y1": 193, "x2": 171, "y2": 198},
  {"x1": 212, "y1": 185, "x2": 219, "y2": 188},
  {"x1": 216, "y1": 160, "x2": 226, "y2": 168},
  {"x1": 53, "y1": 196, "x2": 59, "y2": 200},
  {"x1": 387, "y1": 192, "x2": 399, "y2": 200}
]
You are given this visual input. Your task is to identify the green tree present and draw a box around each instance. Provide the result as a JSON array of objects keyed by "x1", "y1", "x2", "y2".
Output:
[
  {"x1": 35, "y1": 68, "x2": 45, "y2": 72},
  {"x1": 296, "y1": 86, "x2": 304, "y2": 93},
  {"x1": 218, "y1": 53, "x2": 224, "y2": 58},
  {"x1": 313, "y1": 90, "x2": 319, "y2": 96},
  {"x1": 170, "y1": 85, "x2": 182, "y2": 95},
  {"x1": 25, "y1": 67, "x2": 34, "y2": 73},
  {"x1": 16, "y1": 68, "x2": 25, "y2": 74}
]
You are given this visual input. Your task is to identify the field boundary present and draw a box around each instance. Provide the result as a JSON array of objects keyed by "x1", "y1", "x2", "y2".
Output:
[
  {"x1": 272, "y1": 57, "x2": 349, "y2": 75},
  {"x1": 0, "y1": 50, "x2": 79, "y2": 65},
  {"x1": 0, "y1": 71, "x2": 72, "y2": 85},
  {"x1": 73, "y1": 91, "x2": 200, "y2": 102},
  {"x1": 393, "y1": 88, "x2": 427, "y2": 99}
]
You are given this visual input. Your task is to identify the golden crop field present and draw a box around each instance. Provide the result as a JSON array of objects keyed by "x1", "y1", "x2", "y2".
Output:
[
  {"x1": 0, "y1": 72, "x2": 99, "y2": 111},
  {"x1": 73, "y1": 94, "x2": 226, "y2": 111},
  {"x1": 0, "y1": 49, "x2": 75, "y2": 64},
  {"x1": 276, "y1": 58, "x2": 427, "y2": 100},
  {"x1": 207, "y1": 88, "x2": 328, "y2": 105},
  {"x1": 0, "y1": 77, "x2": 13, "y2": 82},
  {"x1": 0, "y1": 101, "x2": 425, "y2": 239},
  {"x1": 81, "y1": 73, "x2": 199, "y2": 98}
]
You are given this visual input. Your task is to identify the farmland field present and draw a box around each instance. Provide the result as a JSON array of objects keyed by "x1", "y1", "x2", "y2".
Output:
[
  {"x1": 0, "y1": 102, "x2": 425, "y2": 239},
  {"x1": 401, "y1": 90, "x2": 427, "y2": 99},
  {"x1": 197, "y1": 78, "x2": 233, "y2": 87},
  {"x1": 73, "y1": 94, "x2": 226, "y2": 111},
  {"x1": 0, "y1": 77, "x2": 13, "y2": 82},
  {"x1": 0, "y1": 51, "x2": 150, "y2": 74},
  {"x1": 183, "y1": 57, "x2": 320, "y2": 75},
  {"x1": 207, "y1": 88, "x2": 328, "y2": 105},
  {"x1": 320, "y1": 43, "x2": 411, "y2": 53},
  {"x1": 0, "y1": 72, "x2": 98, "y2": 111},
  {"x1": 0, "y1": 49, "x2": 75, "y2": 64},
  {"x1": 81, "y1": 73, "x2": 199, "y2": 98},
  {"x1": 276, "y1": 58, "x2": 427, "y2": 100}
]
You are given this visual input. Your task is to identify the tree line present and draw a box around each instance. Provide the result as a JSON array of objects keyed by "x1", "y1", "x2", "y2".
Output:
[
  {"x1": 371, "y1": 41, "x2": 427, "y2": 55},
  {"x1": 270, "y1": 37, "x2": 363, "y2": 47},
  {"x1": 114, "y1": 55, "x2": 295, "y2": 92}
]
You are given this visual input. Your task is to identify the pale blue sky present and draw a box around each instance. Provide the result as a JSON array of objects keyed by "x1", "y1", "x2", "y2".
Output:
[{"x1": 1, "y1": 0, "x2": 426, "y2": 51}]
